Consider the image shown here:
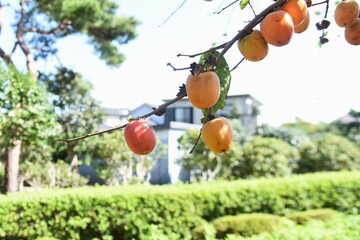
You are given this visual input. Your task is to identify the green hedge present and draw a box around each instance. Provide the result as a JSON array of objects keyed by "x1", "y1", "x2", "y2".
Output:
[
  {"x1": 212, "y1": 213, "x2": 286, "y2": 239},
  {"x1": 0, "y1": 171, "x2": 359, "y2": 240},
  {"x1": 286, "y1": 208, "x2": 339, "y2": 224}
]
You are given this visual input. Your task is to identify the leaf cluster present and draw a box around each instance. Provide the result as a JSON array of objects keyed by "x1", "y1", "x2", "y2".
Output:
[
  {"x1": 26, "y1": 0, "x2": 139, "y2": 66},
  {"x1": 0, "y1": 65, "x2": 59, "y2": 147}
]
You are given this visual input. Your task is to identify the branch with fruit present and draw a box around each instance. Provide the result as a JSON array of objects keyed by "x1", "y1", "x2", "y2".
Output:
[{"x1": 57, "y1": 0, "x2": 360, "y2": 155}]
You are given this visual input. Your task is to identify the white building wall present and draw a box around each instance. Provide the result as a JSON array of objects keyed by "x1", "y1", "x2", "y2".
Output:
[{"x1": 151, "y1": 122, "x2": 201, "y2": 184}]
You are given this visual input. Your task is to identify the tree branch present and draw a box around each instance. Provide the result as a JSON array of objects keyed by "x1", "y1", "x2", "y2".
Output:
[
  {"x1": 215, "y1": 0, "x2": 287, "y2": 63},
  {"x1": 176, "y1": 0, "x2": 287, "y2": 66},
  {"x1": 0, "y1": 47, "x2": 13, "y2": 65},
  {"x1": 22, "y1": 20, "x2": 72, "y2": 34},
  {"x1": 56, "y1": 90, "x2": 187, "y2": 143},
  {"x1": 17, "y1": 0, "x2": 37, "y2": 79},
  {"x1": 56, "y1": 0, "x2": 288, "y2": 144}
]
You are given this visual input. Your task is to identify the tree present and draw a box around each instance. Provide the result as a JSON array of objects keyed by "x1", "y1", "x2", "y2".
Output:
[
  {"x1": 0, "y1": 0, "x2": 139, "y2": 192},
  {"x1": 236, "y1": 136, "x2": 300, "y2": 178},
  {"x1": 257, "y1": 124, "x2": 310, "y2": 147},
  {"x1": 87, "y1": 131, "x2": 166, "y2": 185},
  {"x1": 2, "y1": 0, "x2": 358, "y2": 187},
  {"x1": 296, "y1": 133, "x2": 360, "y2": 173},
  {"x1": 0, "y1": 65, "x2": 59, "y2": 192},
  {"x1": 0, "y1": 0, "x2": 139, "y2": 75},
  {"x1": 331, "y1": 109, "x2": 360, "y2": 142},
  {"x1": 40, "y1": 67, "x2": 104, "y2": 170},
  {"x1": 281, "y1": 118, "x2": 333, "y2": 136}
]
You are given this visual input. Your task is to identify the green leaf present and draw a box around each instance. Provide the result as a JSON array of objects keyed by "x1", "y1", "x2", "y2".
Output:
[
  {"x1": 240, "y1": 0, "x2": 250, "y2": 10},
  {"x1": 199, "y1": 50, "x2": 231, "y2": 121}
]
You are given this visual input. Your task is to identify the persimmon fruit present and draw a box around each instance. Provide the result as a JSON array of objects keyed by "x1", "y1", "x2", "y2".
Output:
[
  {"x1": 124, "y1": 119, "x2": 156, "y2": 155},
  {"x1": 260, "y1": 10, "x2": 294, "y2": 47},
  {"x1": 334, "y1": 0, "x2": 359, "y2": 27},
  {"x1": 281, "y1": 0, "x2": 308, "y2": 26},
  {"x1": 294, "y1": 9, "x2": 310, "y2": 33},
  {"x1": 238, "y1": 29, "x2": 269, "y2": 61},
  {"x1": 345, "y1": 18, "x2": 360, "y2": 45},
  {"x1": 186, "y1": 71, "x2": 220, "y2": 109},
  {"x1": 201, "y1": 117, "x2": 233, "y2": 153}
]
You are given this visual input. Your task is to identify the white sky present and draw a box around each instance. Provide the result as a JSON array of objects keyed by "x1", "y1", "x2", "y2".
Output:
[{"x1": 2, "y1": 0, "x2": 360, "y2": 126}]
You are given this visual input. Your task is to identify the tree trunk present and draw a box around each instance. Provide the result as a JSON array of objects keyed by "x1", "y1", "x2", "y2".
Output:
[
  {"x1": 208, "y1": 156, "x2": 222, "y2": 181},
  {"x1": 67, "y1": 144, "x2": 78, "y2": 172},
  {"x1": 6, "y1": 139, "x2": 21, "y2": 193}
]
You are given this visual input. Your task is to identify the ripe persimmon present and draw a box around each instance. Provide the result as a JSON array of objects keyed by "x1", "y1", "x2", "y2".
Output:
[
  {"x1": 186, "y1": 71, "x2": 220, "y2": 109},
  {"x1": 124, "y1": 119, "x2": 156, "y2": 155},
  {"x1": 201, "y1": 117, "x2": 233, "y2": 153},
  {"x1": 294, "y1": 9, "x2": 310, "y2": 33},
  {"x1": 281, "y1": 0, "x2": 308, "y2": 26},
  {"x1": 238, "y1": 30, "x2": 269, "y2": 61},
  {"x1": 345, "y1": 18, "x2": 360, "y2": 45},
  {"x1": 334, "y1": 0, "x2": 359, "y2": 27},
  {"x1": 260, "y1": 10, "x2": 294, "y2": 47}
]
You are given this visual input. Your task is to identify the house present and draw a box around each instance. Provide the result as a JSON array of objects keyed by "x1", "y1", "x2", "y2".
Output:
[
  {"x1": 162, "y1": 94, "x2": 261, "y2": 134},
  {"x1": 101, "y1": 107, "x2": 130, "y2": 129},
  {"x1": 100, "y1": 94, "x2": 262, "y2": 184}
]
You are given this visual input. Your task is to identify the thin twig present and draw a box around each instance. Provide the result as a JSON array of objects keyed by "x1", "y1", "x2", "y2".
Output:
[
  {"x1": 167, "y1": 62, "x2": 192, "y2": 71},
  {"x1": 230, "y1": 57, "x2": 245, "y2": 72},
  {"x1": 189, "y1": 132, "x2": 202, "y2": 154},
  {"x1": 177, "y1": 42, "x2": 227, "y2": 59},
  {"x1": 323, "y1": 0, "x2": 330, "y2": 19},
  {"x1": 158, "y1": 0, "x2": 188, "y2": 27},
  {"x1": 248, "y1": 2, "x2": 257, "y2": 17},
  {"x1": 214, "y1": 0, "x2": 240, "y2": 14},
  {"x1": 310, "y1": 0, "x2": 328, "y2": 7}
]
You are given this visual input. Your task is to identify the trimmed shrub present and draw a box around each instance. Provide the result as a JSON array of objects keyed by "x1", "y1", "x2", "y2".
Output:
[
  {"x1": 212, "y1": 213, "x2": 285, "y2": 238},
  {"x1": 235, "y1": 136, "x2": 299, "y2": 178},
  {"x1": 297, "y1": 133, "x2": 360, "y2": 173},
  {"x1": 192, "y1": 220, "x2": 216, "y2": 240},
  {"x1": 238, "y1": 213, "x2": 360, "y2": 240},
  {"x1": 0, "y1": 171, "x2": 359, "y2": 239},
  {"x1": 286, "y1": 208, "x2": 339, "y2": 224}
]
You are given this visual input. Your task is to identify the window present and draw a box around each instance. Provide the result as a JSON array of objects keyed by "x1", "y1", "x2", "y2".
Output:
[
  {"x1": 175, "y1": 107, "x2": 193, "y2": 123},
  {"x1": 165, "y1": 107, "x2": 193, "y2": 123}
]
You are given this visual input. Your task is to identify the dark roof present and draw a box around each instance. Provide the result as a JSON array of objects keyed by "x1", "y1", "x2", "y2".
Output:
[{"x1": 334, "y1": 113, "x2": 360, "y2": 124}]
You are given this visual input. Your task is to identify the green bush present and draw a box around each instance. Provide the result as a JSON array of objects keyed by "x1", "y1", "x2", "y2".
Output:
[
  {"x1": 297, "y1": 133, "x2": 360, "y2": 173},
  {"x1": 286, "y1": 208, "x2": 339, "y2": 224},
  {"x1": 0, "y1": 171, "x2": 359, "y2": 239},
  {"x1": 212, "y1": 213, "x2": 286, "y2": 239},
  {"x1": 192, "y1": 220, "x2": 216, "y2": 240},
  {"x1": 20, "y1": 160, "x2": 88, "y2": 189},
  {"x1": 257, "y1": 124, "x2": 310, "y2": 147},
  {"x1": 235, "y1": 136, "x2": 299, "y2": 178},
  {"x1": 234, "y1": 213, "x2": 360, "y2": 240}
]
